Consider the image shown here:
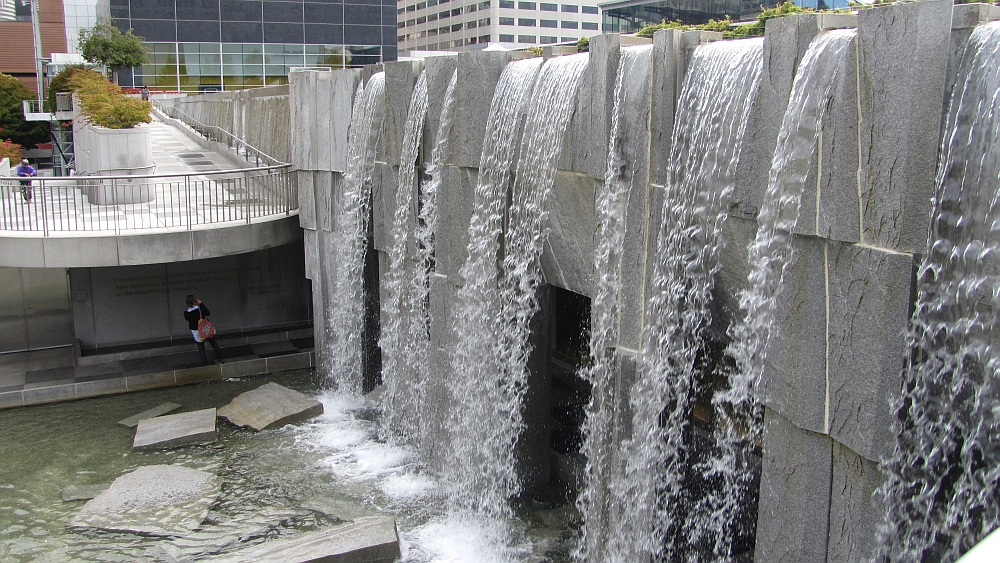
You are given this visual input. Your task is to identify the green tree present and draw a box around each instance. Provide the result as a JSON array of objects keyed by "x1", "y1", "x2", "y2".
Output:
[
  {"x1": 69, "y1": 72, "x2": 151, "y2": 129},
  {"x1": 47, "y1": 65, "x2": 102, "y2": 110},
  {"x1": 0, "y1": 74, "x2": 49, "y2": 149},
  {"x1": 78, "y1": 19, "x2": 149, "y2": 82}
]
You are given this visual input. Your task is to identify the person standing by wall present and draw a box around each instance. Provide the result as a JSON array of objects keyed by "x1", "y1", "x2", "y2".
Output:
[
  {"x1": 15, "y1": 159, "x2": 36, "y2": 203},
  {"x1": 184, "y1": 295, "x2": 225, "y2": 366}
]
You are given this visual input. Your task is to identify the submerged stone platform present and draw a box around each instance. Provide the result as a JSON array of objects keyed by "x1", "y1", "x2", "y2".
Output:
[
  {"x1": 118, "y1": 402, "x2": 181, "y2": 428},
  {"x1": 133, "y1": 408, "x2": 217, "y2": 449},
  {"x1": 217, "y1": 382, "x2": 324, "y2": 431},
  {"x1": 212, "y1": 516, "x2": 400, "y2": 563},
  {"x1": 69, "y1": 465, "x2": 221, "y2": 536}
]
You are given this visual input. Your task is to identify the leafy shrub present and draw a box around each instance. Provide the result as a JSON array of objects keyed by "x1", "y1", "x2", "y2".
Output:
[
  {"x1": 636, "y1": 2, "x2": 820, "y2": 39},
  {"x1": 0, "y1": 127, "x2": 23, "y2": 163},
  {"x1": 69, "y1": 72, "x2": 152, "y2": 129},
  {"x1": 577, "y1": 36, "x2": 589, "y2": 53},
  {"x1": 0, "y1": 73, "x2": 50, "y2": 148},
  {"x1": 525, "y1": 46, "x2": 544, "y2": 57},
  {"x1": 47, "y1": 65, "x2": 102, "y2": 110}
]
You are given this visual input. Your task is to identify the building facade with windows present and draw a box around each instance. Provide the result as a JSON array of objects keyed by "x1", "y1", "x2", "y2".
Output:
[
  {"x1": 0, "y1": 0, "x2": 68, "y2": 93},
  {"x1": 98, "y1": 0, "x2": 397, "y2": 91},
  {"x1": 396, "y1": 0, "x2": 601, "y2": 54},
  {"x1": 599, "y1": 0, "x2": 851, "y2": 35}
]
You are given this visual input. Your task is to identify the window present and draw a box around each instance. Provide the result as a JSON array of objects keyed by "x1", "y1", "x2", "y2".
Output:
[
  {"x1": 582, "y1": 5, "x2": 598, "y2": 13},
  {"x1": 540, "y1": 35, "x2": 557, "y2": 43},
  {"x1": 518, "y1": 34, "x2": 535, "y2": 42},
  {"x1": 452, "y1": 8, "x2": 462, "y2": 16},
  {"x1": 429, "y1": 0, "x2": 438, "y2": 5},
  {"x1": 452, "y1": 23, "x2": 462, "y2": 31},
  {"x1": 562, "y1": 4, "x2": 577, "y2": 11},
  {"x1": 417, "y1": 16, "x2": 426, "y2": 23},
  {"x1": 582, "y1": 21, "x2": 598, "y2": 29},
  {"x1": 428, "y1": 12, "x2": 438, "y2": 21},
  {"x1": 480, "y1": 34, "x2": 490, "y2": 42},
  {"x1": 479, "y1": 1, "x2": 491, "y2": 9},
  {"x1": 519, "y1": 17, "x2": 536, "y2": 25},
  {"x1": 540, "y1": 19, "x2": 556, "y2": 27},
  {"x1": 417, "y1": 1, "x2": 427, "y2": 7},
  {"x1": 561, "y1": 20, "x2": 577, "y2": 28},
  {"x1": 500, "y1": 33, "x2": 514, "y2": 41},
  {"x1": 467, "y1": 4, "x2": 477, "y2": 12},
  {"x1": 406, "y1": 4, "x2": 416, "y2": 11},
  {"x1": 518, "y1": 1, "x2": 536, "y2": 8},
  {"x1": 561, "y1": 36, "x2": 575, "y2": 41},
  {"x1": 428, "y1": 27, "x2": 438, "y2": 35},
  {"x1": 480, "y1": 17, "x2": 491, "y2": 25},
  {"x1": 439, "y1": 10, "x2": 450, "y2": 18},
  {"x1": 398, "y1": 20, "x2": 406, "y2": 28},
  {"x1": 407, "y1": 19, "x2": 416, "y2": 26},
  {"x1": 540, "y1": 2, "x2": 557, "y2": 10},
  {"x1": 467, "y1": 20, "x2": 477, "y2": 28},
  {"x1": 398, "y1": 7, "x2": 405, "y2": 14},
  {"x1": 398, "y1": 35, "x2": 406, "y2": 42},
  {"x1": 500, "y1": 16, "x2": 514, "y2": 24},
  {"x1": 500, "y1": 0, "x2": 514, "y2": 6},
  {"x1": 440, "y1": 25, "x2": 450, "y2": 33}
]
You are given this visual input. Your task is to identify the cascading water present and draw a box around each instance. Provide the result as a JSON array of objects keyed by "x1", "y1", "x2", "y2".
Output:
[
  {"x1": 603, "y1": 38, "x2": 764, "y2": 563},
  {"x1": 327, "y1": 73, "x2": 386, "y2": 395},
  {"x1": 380, "y1": 71, "x2": 429, "y2": 443},
  {"x1": 446, "y1": 53, "x2": 588, "y2": 522},
  {"x1": 575, "y1": 44, "x2": 653, "y2": 563},
  {"x1": 444, "y1": 56, "x2": 543, "y2": 517},
  {"x1": 682, "y1": 29, "x2": 859, "y2": 560},
  {"x1": 876, "y1": 22, "x2": 1000, "y2": 562}
]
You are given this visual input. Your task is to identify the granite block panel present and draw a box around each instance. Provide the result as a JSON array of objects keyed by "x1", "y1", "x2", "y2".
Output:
[
  {"x1": 419, "y1": 345, "x2": 451, "y2": 472},
  {"x1": 709, "y1": 215, "x2": 757, "y2": 342},
  {"x1": 428, "y1": 273, "x2": 452, "y2": 349},
  {"x1": 560, "y1": 33, "x2": 618, "y2": 179},
  {"x1": 23, "y1": 383, "x2": 77, "y2": 406},
  {"x1": 827, "y1": 441, "x2": 884, "y2": 563},
  {"x1": 382, "y1": 61, "x2": 420, "y2": 166},
  {"x1": 174, "y1": 365, "x2": 222, "y2": 385},
  {"x1": 117, "y1": 231, "x2": 192, "y2": 266},
  {"x1": 76, "y1": 377, "x2": 128, "y2": 399},
  {"x1": 289, "y1": 69, "x2": 359, "y2": 173},
  {"x1": 648, "y1": 29, "x2": 685, "y2": 187},
  {"x1": 754, "y1": 407, "x2": 833, "y2": 563},
  {"x1": 126, "y1": 371, "x2": 176, "y2": 391},
  {"x1": 315, "y1": 171, "x2": 339, "y2": 233},
  {"x1": 826, "y1": 242, "x2": 914, "y2": 461},
  {"x1": 435, "y1": 166, "x2": 477, "y2": 280},
  {"x1": 541, "y1": 171, "x2": 595, "y2": 298},
  {"x1": 0, "y1": 237, "x2": 44, "y2": 268},
  {"x1": 265, "y1": 351, "x2": 312, "y2": 372},
  {"x1": 297, "y1": 170, "x2": 317, "y2": 230},
  {"x1": 451, "y1": 52, "x2": 514, "y2": 168},
  {"x1": 760, "y1": 235, "x2": 827, "y2": 434},
  {"x1": 423, "y1": 56, "x2": 458, "y2": 162},
  {"x1": 858, "y1": 0, "x2": 953, "y2": 253},
  {"x1": 372, "y1": 163, "x2": 399, "y2": 254},
  {"x1": 0, "y1": 390, "x2": 24, "y2": 409},
  {"x1": 221, "y1": 358, "x2": 268, "y2": 378},
  {"x1": 42, "y1": 236, "x2": 119, "y2": 268}
]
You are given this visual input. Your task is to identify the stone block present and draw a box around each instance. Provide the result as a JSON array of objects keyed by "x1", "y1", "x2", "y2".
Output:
[
  {"x1": 709, "y1": 215, "x2": 757, "y2": 342},
  {"x1": 118, "y1": 231, "x2": 192, "y2": 266},
  {"x1": 560, "y1": 33, "x2": 619, "y2": 179},
  {"x1": 174, "y1": 365, "x2": 222, "y2": 385},
  {"x1": 132, "y1": 408, "x2": 217, "y2": 449},
  {"x1": 760, "y1": 235, "x2": 827, "y2": 434},
  {"x1": 289, "y1": 69, "x2": 359, "y2": 172},
  {"x1": 649, "y1": 29, "x2": 685, "y2": 187},
  {"x1": 75, "y1": 377, "x2": 128, "y2": 400},
  {"x1": 540, "y1": 171, "x2": 595, "y2": 298},
  {"x1": 220, "y1": 357, "x2": 268, "y2": 378},
  {"x1": 62, "y1": 483, "x2": 110, "y2": 502},
  {"x1": 0, "y1": 236, "x2": 44, "y2": 268},
  {"x1": 217, "y1": 382, "x2": 323, "y2": 431},
  {"x1": 423, "y1": 55, "x2": 458, "y2": 160},
  {"x1": 827, "y1": 442, "x2": 884, "y2": 563},
  {"x1": 382, "y1": 60, "x2": 420, "y2": 166},
  {"x1": 211, "y1": 516, "x2": 400, "y2": 563},
  {"x1": 613, "y1": 348, "x2": 638, "y2": 445},
  {"x1": 435, "y1": 166, "x2": 477, "y2": 279},
  {"x1": 754, "y1": 407, "x2": 833, "y2": 563},
  {"x1": 304, "y1": 229, "x2": 319, "y2": 281},
  {"x1": 297, "y1": 170, "x2": 317, "y2": 230},
  {"x1": 126, "y1": 371, "x2": 175, "y2": 391},
  {"x1": 451, "y1": 52, "x2": 513, "y2": 168},
  {"x1": 826, "y1": 243, "x2": 914, "y2": 461},
  {"x1": 22, "y1": 383, "x2": 76, "y2": 406},
  {"x1": 428, "y1": 273, "x2": 452, "y2": 349},
  {"x1": 69, "y1": 465, "x2": 221, "y2": 536},
  {"x1": 249, "y1": 215, "x2": 302, "y2": 252},
  {"x1": 857, "y1": 0, "x2": 953, "y2": 253},
  {"x1": 733, "y1": 14, "x2": 819, "y2": 220},
  {"x1": 266, "y1": 351, "x2": 313, "y2": 372},
  {"x1": 191, "y1": 224, "x2": 256, "y2": 259},
  {"x1": 371, "y1": 163, "x2": 398, "y2": 253},
  {"x1": 42, "y1": 236, "x2": 119, "y2": 268},
  {"x1": 117, "y1": 402, "x2": 182, "y2": 428},
  {"x1": 314, "y1": 171, "x2": 340, "y2": 233},
  {"x1": 0, "y1": 390, "x2": 24, "y2": 409}
]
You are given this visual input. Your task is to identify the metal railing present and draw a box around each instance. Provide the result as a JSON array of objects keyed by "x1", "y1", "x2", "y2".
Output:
[
  {"x1": 152, "y1": 100, "x2": 283, "y2": 168},
  {"x1": 0, "y1": 165, "x2": 297, "y2": 236}
]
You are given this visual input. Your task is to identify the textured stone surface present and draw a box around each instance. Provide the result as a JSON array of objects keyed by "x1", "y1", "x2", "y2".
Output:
[
  {"x1": 428, "y1": 273, "x2": 453, "y2": 349},
  {"x1": 540, "y1": 171, "x2": 596, "y2": 298},
  {"x1": 297, "y1": 170, "x2": 317, "y2": 230},
  {"x1": 760, "y1": 235, "x2": 827, "y2": 434},
  {"x1": 62, "y1": 483, "x2": 110, "y2": 502},
  {"x1": 451, "y1": 52, "x2": 512, "y2": 168},
  {"x1": 755, "y1": 408, "x2": 833, "y2": 563},
  {"x1": 423, "y1": 55, "x2": 459, "y2": 160},
  {"x1": 434, "y1": 165, "x2": 477, "y2": 280},
  {"x1": 559, "y1": 34, "x2": 618, "y2": 179},
  {"x1": 709, "y1": 215, "x2": 756, "y2": 341},
  {"x1": 858, "y1": 0, "x2": 953, "y2": 253},
  {"x1": 420, "y1": 345, "x2": 451, "y2": 472},
  {"x1": 826, "y1": 243, "x2": 914, "y2": 461},
  {"x1": 648, "y1": 29, "x2": 685, "y2": 187},
  {"x1": 289, "y1": 69, "x2": 359, "y2": 173},
  {"x1": 133, "y1": 408, "x2": 217, "y2": 449},
  {"x1": 314, "y1": 171, "x2": 340, "y2": 233},
  {"x1": 827, "y1": 442, "x2": 883, "y2": 563},
  {"x1": 371, "y1": 163, "x2": 399, "y2": 253},
  {"x1": 212, "y1": 516, "x2": 400, "y2": 563},
  {"x1": 217, "y1": 382, "x2": 324, "y2": 431},
  {"x1": 117, "y1": 402, "x2": 181, "y2": 428},
  {"x1": 381, "y1": 61, "x2": 420, "y2": 167},
  {"x1": 69, "y1": 465, "x2": 221, "y2": 536}
]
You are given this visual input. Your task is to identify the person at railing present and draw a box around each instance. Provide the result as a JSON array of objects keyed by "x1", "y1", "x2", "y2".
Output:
[
  {"x1": 15, "y1": 159, "x2": 36, "y2": 203},
  {"x1": 184, "y1": 295, "x2": 225, "y2": 366},
  {"x1": 140, "y1": 86, "x2": 150, "y2": 101}
]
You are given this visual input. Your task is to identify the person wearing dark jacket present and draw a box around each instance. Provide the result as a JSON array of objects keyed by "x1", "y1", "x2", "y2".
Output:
[{"x1": 184, "y1": 295, "x2": 224, "y2": 365}]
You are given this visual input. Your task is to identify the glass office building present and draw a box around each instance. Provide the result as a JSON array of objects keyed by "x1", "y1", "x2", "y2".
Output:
[
  {"x1": 599, "y1": 0, "x2": 851, "y2": 34},
  {"x1": 98, "y1": 0, "x2": 397, "y2": 91}
]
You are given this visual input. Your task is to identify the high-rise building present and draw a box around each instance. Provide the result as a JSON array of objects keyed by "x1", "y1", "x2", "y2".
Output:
[
  {"x1": 98, "y1": 0, "x2": 398, "y2": 91},
  {"x1": 396, "y1": 0, "x2": 601, "y2": 54},
  {"x1": 62, "y1": 0, "x2": 97, "y2": 53}
]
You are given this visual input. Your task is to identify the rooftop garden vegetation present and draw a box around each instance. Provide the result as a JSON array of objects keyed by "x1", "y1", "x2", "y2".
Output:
[
  {"x1": 636, "y1": 2, "x2": 845, "y2": 39},
  {"x1": 68, "y1": 71, "x2": 152, "y2": 129},
  {"x1": 78, "y1": 19, "x2": 149, "y2": 83},
  {"x1": 0, "y1": 73, "x2": 50, "y2": 149}
]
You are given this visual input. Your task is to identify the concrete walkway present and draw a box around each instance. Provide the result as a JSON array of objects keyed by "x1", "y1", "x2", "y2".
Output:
[{"x1": 0, "y1": 330, "x2": 315, "y2": 409}]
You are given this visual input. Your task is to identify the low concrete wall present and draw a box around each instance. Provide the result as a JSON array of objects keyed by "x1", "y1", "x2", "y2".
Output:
[{"x1": 73, "y1": 123, "x2": 155, "y2": 204}]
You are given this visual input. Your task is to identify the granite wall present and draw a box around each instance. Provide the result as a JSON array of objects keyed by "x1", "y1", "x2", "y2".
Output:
[{"x1": 288, "y1": 3, "x2": 999, "y2": 560}]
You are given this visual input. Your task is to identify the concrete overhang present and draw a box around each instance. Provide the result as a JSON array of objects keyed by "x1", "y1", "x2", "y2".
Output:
[{"x1": 0, "y1": 215, "x2": 302, "y2": 268}]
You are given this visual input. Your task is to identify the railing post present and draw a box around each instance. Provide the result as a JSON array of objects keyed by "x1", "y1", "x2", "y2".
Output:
[
  {"x1": 185, "y1": 175, "x2": 192, "y2": 230},
  {"x1": 244, "y1": 169, "x2": 251, "y2": 224},
  {"x1": 40, "y1": 179, "x2": 49, "y2": 237}
]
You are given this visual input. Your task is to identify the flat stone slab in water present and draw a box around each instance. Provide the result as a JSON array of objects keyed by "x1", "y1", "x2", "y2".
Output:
[
  {"x1": 212, "y1": 516, "x2": 400, "y2": 563},
  {"x1": 217, "y1": 383, "x2": 324, "y2": 431},
  {"x1": 133, "y1": 408, "x2": 217, "y2": 449},
  {"x1": 61, "y1": 483, "x2": 110, "y2": 502},
  {"x1": 69, "y1": 465, "x2": 221, "y2": 536},
  {"x1": 117, "y1": 402, "x2": 182, "y2": 428}
]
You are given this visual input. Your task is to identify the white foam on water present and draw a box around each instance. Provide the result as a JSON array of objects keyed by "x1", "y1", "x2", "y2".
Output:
[
  {"x1": 401, "y1": 513, "x2": 531, "y2": 563},
  {"x1": 380, "y1": 473, "x2": 438, "y2": 500}
]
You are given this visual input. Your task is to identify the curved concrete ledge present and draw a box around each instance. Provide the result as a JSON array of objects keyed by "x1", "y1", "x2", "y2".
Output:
[{"x1": 0, "y1": 215, "x2": 302, "y2": 268}]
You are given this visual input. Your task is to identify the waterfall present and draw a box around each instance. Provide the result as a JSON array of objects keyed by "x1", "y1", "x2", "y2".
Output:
[
  {"x1": 691, "y1": 29, "x2": 858, "y2": 560},
  {"x1": 445, "y1": 53, "x2": 588, "y2": 519},
  {"x1": 327, "y1": 73, "x2": 386, "y2": 394},
  {"x1": 575, "y1": 44, "x2": 654, "y2": 563},
  {"x1": 877, "y1": 22, "x2": 1000, "y2": 562},
  {"x1": 604, "y1": 38, "x2": 764, "y2": 562},
  {"x1": 380, "y1": 71, "x2": 429, "y2": 443}
]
